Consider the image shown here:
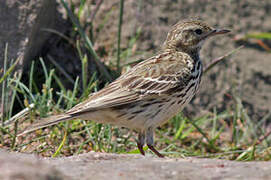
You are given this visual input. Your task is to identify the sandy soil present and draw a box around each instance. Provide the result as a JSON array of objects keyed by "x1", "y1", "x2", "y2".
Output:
[{"x1": 90, "y1": 0, "x2": 271, "y2": 120}]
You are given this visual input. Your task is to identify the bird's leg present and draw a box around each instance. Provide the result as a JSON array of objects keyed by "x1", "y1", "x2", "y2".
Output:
[
  {"x1": 146, "y1": 127, "x2": 164, "y2": 158},
  {"x1": 137, "y1": 132, "x2": 145, "y2": 156}
]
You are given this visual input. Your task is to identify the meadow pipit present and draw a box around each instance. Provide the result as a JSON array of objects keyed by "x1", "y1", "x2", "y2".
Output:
[{"x1": 19, "y1": 20, "x2": 230, "y2": 157}]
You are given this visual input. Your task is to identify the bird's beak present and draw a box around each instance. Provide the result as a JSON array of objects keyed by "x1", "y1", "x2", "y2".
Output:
[{"x1": 207, "y1": 29, "x2": 231, "y2": 37}]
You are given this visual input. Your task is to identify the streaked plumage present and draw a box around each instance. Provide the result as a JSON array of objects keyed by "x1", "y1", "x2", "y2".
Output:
[{"x1": 18, "y1": 20, "x2": 230, "y2": 157}]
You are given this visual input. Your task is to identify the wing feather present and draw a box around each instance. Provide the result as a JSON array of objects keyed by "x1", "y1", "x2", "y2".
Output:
[{"x1": 67, "y1": 52, "x2": 193, "y2": 115}]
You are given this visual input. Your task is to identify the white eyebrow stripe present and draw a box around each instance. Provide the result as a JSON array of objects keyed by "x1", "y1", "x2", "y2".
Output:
[{"x1": 143, "y1": 77, "x2": 177, "y2": 84}]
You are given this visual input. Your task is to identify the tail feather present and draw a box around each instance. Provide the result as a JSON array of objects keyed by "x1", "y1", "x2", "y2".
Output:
[{"x1": 17, "y1": 114, "x2": 73, "y2": 136}]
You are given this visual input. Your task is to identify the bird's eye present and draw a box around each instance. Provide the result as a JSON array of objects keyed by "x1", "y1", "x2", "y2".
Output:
[{"x1": 194, "y1": 29, "x2": 203, "y2": 35}]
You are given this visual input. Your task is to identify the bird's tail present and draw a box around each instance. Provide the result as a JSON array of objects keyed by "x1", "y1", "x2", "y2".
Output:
[{"x1": 17, "y1": 114, "x2": 73, "y2": 136}]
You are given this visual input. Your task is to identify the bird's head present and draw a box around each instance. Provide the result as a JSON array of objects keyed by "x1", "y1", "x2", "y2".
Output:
[{"x1": 164, "y1": 20, "x2": 230, "y2": 54}]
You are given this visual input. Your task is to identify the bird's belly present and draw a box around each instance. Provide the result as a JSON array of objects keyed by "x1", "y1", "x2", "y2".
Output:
[
  {"x1": 147, "y1": 76, "x2": 201, "y2": 128},
  {"x1": 78, "y1": 76, "x2": 201, "y2": 131},
  {"x1": 78, "y1": 107, "x2": 148, "y2": 131}
]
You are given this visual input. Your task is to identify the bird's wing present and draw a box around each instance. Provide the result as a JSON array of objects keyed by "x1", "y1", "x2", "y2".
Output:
[{"x1": 67, "y1": 52, "x2": 192, "y2": 115}]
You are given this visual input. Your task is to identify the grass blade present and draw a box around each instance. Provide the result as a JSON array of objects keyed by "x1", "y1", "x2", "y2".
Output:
[
  {"x1": 52, "y1": 129, "x2": 67, "y2": 157},
  {"x1": 204, "y1": 45, "x2": 243, "y2": 74},
  {"x1": 60, "y1": 0, "x2": 112, "y2": 82},
  {"x1": 117, "y1": 0, "x2": 124, "y2": 73},
  {"x1": 246, "y1": 33, "x2": 271, "y2": 39},
  {"x1": 0, "y1": 55, "x2": 22, "y2": 84}
]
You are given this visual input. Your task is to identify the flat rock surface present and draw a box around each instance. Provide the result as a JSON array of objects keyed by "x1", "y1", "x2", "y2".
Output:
[{"x1": 1, "y1": 150, "x2": 271, "y2": 180}]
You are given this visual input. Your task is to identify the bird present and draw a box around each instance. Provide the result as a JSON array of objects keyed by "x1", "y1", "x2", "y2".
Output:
[{"x1": 18, "y1": 20, "x2": 230, "y2": 158}]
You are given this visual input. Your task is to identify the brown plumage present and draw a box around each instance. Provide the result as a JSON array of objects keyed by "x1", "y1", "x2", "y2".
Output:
[{"x1": 18, "y1": 20, "x2": 230, "y2": 157}]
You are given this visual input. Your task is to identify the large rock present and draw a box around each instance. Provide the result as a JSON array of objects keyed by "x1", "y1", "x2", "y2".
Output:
[
  {"x1": 0, "y1": 150, "x2": 70, "y2": 180},
  {"x1": 0, "y1": 0, "x2": 59, "y2": 115},
  {"x1": 1, "y1": 150, "x2": 271, "y2": 180}
]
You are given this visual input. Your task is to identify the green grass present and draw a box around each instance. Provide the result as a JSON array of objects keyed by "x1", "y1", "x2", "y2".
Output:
[
  {"x1": 1, "y1": 55, "x2": 271, "y2": 160},
  {"x1": 235, "y1": 32, "x2": 271, "y2": 52},
  {"x1": 1, "y1": 1, "x2": 271, "y2": 161},
  {"x1": 245, "y1": 33, "x2": 271, "y2": 40}
]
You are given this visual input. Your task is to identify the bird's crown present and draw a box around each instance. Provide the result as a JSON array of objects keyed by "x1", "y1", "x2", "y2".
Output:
[{"x1": 164, "y1": 20, "x2": 230, "y2": 54}]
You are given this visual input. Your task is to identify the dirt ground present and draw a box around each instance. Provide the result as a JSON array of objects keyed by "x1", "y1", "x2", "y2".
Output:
[
  {"x1": 1, "y1": 150, "x2": 271, "y2": 180},
  {"x1": 44, "y1": 0, "x2": 271, "y2": 120},
  {"x1": 89, "y1": 0, "x2": 271, "y2": 120}
]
